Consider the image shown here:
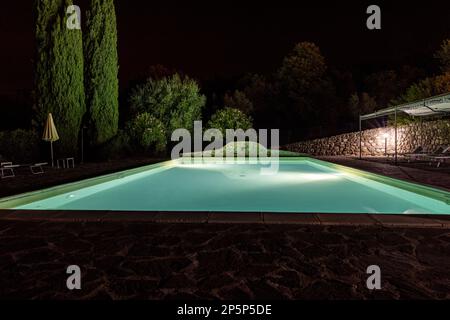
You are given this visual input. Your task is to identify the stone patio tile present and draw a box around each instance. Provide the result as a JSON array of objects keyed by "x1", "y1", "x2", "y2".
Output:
[
  {"x1": 263, "y1": 213, "x2": 320, "y2": 225},
  {"x1": 430, "y1": 215, "x2": 450, "y2": 228},
  {"x1": 50, "y1": 210, "x2": 108, "y2": 221},
  {"x1": 155, "y1": 212, "x2": 208, "y2": 223},
  {"x1": 208, "y1": 212, "x2": 263, "y2": 224},
  {"x1": 4, "y1": 210, "x2": 64, "y2": 220},
  {"x1": 317, "y1": 213, "x2": 378, "y2": 226},
  {"x1": 370, "y1": 214, "x2": 446, "y2": 228},
  {"x1": 0, "y1": 210, "x2": 15, "y2": 218},
  {"x1": 102, "y1": 211, "x2": 159, "y2": 222}
]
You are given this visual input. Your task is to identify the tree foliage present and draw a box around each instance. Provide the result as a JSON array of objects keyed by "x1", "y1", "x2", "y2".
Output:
[
  {"x1": 277, "y1": 42, "x2": 337, "y2": 141},
  {"x1": 129, "y1": 74, "x2": 206, "y2": 137},
  {"x1": 393, "y1": 71, "x2": 450, "y2": 105},
  {"x1": 277, "y1": 42, "x2": 327, "y2": 101},
  {"x1": 435, "y1": 39, "x2": 450, "y2": 73},
  {"x1": 34, "y1": 0, "x2": 85, "y2": 156},
  {"x1": 125, "y1": 113, "x2": 166, "y2": 153},
  {"x1": 363, "y1": 66, "x2": 425, "y2": 108},
  {"x1": 348, "y1": 92, "x2": 378, "y2": 118},
  {"x1": 84, "y1": 0, "x2": 119, "y2": 146},
  {"x1": 0, "y1": 129, "x2": 40, "y2": 162},
  {"x1": 207, "y1": 107, "x2": 253, "y2": 135},
  {"x1": 236, "y1": 73, "x2": 278, "y2": 129},
  {"x1": 224, "y1": 90, "x2": 254, "y2": 116}
]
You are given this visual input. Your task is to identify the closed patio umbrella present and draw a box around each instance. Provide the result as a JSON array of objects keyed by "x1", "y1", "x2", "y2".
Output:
[{"x1": 42, "y1": 113, "x2": 59, "y2": 167}]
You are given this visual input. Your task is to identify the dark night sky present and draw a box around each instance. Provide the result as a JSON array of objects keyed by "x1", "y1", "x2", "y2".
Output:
[{"x1": 0, "y1": 0, "x2": 449, "y2": 95}]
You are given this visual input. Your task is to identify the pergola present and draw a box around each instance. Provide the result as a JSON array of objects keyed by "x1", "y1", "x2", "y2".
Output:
[{"x1": 359, "y1": 92, "x2": 450, "y2": 164}]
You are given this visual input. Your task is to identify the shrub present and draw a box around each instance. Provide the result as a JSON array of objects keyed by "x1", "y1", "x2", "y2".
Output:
[
  {"x1": 0, "y1": 129, "x2": 40, "y2": 162},
  {"x1": 95, "y1": 130, "x2": 131, "y2": 160},
  {"x1": 125, "y1": 113, "x2": 167, "y2": 154},
  {"x1": 128, "y1": 74, "x2": 205, "y2": 138},
  {"x1": 207, "y1": 108, "x2": 253, "y2": 135}
]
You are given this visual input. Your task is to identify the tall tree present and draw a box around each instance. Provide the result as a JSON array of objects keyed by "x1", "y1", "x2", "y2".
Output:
[
  {"x1": 34, "y1": 0, "x2": 85, "y2": 156},
  {"x1": 84, "y1": 0, "x2": 119, "y2": 146},
  {"x1": 277, "y1": 42, "x2": 337, "y2": 141},
  {"x1": 435, "y1": 39, "x2": 450, "y2": 73},
  {"x1": 224, "y1": 90, "x2": 254, "y2": 116},
  {"x1": 277, "y1": 42, "x2": 327, "y2": 103}
]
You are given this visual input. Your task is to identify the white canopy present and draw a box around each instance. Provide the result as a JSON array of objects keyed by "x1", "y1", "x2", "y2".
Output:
[
  {"x1": 361, "y1": 93, "x2": 450, "y2": 120},
  {"x1": 359, "y1": 92, "x2": 450, "y2": 164}
]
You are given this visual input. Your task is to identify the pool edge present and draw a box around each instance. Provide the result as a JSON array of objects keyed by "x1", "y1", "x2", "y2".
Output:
[
  {"x1": 1, "y1": 210, "x2": 449, "y2": 229},
  {"x1": 0, "y1": 159, "x2": 176, "y2": 209},
  {"x1": 2, "y1": 156, "x2": 450, "y2": 214}
]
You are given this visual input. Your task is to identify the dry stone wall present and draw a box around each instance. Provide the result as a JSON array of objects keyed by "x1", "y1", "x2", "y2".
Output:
[{"x1": 285, "y1": 120, "x2": 450, "y2": 156}]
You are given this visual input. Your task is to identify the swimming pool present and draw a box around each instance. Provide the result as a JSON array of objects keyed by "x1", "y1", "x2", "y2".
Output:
[{"x1": 1, "y1": 158, "x2": 450, "y2": 214}]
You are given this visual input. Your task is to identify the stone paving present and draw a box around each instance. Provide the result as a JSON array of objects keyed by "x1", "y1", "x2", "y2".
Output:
[
  {"x1": 1, "y1": 156, "x2": 450, "y2": 300},
  {"x1": 0, "y1": 220, "x2": 449, "y2": 300}
]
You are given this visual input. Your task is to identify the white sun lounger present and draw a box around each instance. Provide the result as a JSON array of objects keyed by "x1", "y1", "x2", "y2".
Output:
[
  {"x1": 1, "y1": 162, "x2": 20, "y2": 179},
  {"x1": 1, "y1": 162, "x2": 49, "y2": 178},
  {"x1": 426, "y1": 147, "x2": 450, "y2": 167},
  {"x1": 402, "y1": 147, "x2": 429, "y2": 162},
  {"x1": 30, "y1": 162, "x2": 48, "y2": 175}
]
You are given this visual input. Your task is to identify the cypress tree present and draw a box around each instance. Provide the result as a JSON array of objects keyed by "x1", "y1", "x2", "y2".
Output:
[
  {"x1": 84, "y1": 0, "x2": 119, "y2": 146},
  {"x1": 34, "y1": 0, "x2": 86, "y2": 156}
]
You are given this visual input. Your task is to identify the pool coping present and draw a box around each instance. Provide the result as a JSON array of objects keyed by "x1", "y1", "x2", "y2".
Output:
[
  {"x1": 3, "y1": 157, "x2": 450, "y2": 210},
  {"x1": 1, "y1": 157, "x2": 450, "y2": 227},
  {"x1": 1, "y1": 210, "x2": 449, "y2": 229}
]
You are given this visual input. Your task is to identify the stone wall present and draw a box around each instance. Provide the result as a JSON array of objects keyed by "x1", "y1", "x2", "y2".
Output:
[{"x1": 285, "y1": 119, "x2": 450, "y2": 156}]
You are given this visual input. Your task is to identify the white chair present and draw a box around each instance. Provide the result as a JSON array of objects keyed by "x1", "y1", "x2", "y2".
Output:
[{"x1": 66, "y1": 157, "x2": 75, "y2": 168}]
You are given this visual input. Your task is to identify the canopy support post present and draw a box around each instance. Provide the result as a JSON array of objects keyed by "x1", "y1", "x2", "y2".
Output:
[
  {"x1": 394, "y1": 107, "x2": 398, "y2": 165},
  {"x1": 359, "y1": 115, "x2": 362, "y2": 159}
]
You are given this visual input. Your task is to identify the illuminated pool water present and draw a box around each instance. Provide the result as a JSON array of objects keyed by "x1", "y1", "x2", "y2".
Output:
[{"x1": 3, "y1": 158, "x2": 450, "y2": 214}]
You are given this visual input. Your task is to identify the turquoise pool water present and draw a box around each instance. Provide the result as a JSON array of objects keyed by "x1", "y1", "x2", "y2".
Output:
[{"x1": 10, "y1": 158, "x2": 450, "y2": 214}]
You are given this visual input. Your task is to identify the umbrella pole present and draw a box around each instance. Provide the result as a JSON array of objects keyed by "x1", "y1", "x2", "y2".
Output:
[{"x1": 51, "y1": 141, "x2": 54, "y2": 167}]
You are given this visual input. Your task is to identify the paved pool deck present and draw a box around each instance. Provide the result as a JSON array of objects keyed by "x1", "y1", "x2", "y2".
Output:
[
  {"x1": 0, "y1": 156, "x2": 449, "y2": 299},
  {"x1": 0, "y1": 220, "x2": 449, "y2": 299}
]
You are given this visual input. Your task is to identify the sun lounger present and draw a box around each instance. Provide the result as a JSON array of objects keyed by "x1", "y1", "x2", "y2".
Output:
[
  {"x1": 429, "y1": 156, "x2": 450, "y2": 167},
  {"x1": 425, "y1": 146, "x2": 450, "y2": 167},
  {"x1": 403, "y1": 147, "x2": 431, "y2": 162},
  {"x1": 387, "y1": 146, "x2": 425, "y2": 161},
  {"x1": 1, "y1": 161, "x2": 49, "y2": 178},
  {"x1": 30, "y1": 162, "x2": 48, "y2": 175},
  {"x1": 409, "y1": 146, "x2": 447, "y2": 161},
  {"x1": 1, "y1": 162, "x2": 20, "y2": 179}
]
